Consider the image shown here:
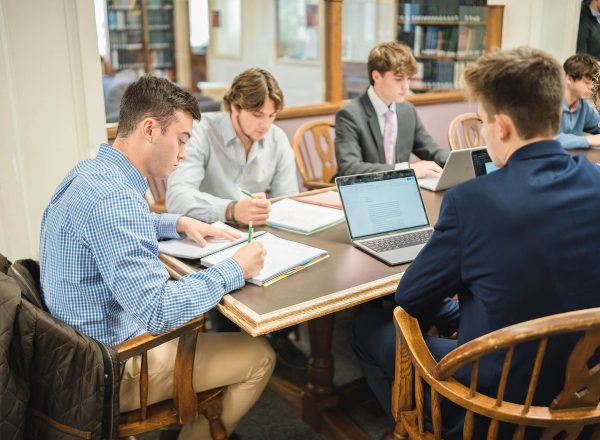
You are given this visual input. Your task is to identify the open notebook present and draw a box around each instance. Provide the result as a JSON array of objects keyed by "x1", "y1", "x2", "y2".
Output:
[
  {"x1": 201, "y1": 233, "x2": 329, "y2": 286},
  {"x1": 268, "y1": 198, "x2": 345, "y2": 235},
  {"x1": 158, "y1": 221, "x2": 265, "y2": 260}
]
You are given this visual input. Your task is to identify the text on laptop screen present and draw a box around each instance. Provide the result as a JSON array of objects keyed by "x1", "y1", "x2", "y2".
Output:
[{"x1": 338, "y1": 173, "x2": 429, "y2": 239}]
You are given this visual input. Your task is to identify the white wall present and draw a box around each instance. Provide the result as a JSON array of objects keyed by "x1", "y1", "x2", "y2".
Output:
[
  {"x1": 489, "y1": 0, "x2": 580, "y2": 63},
  {"x1": 207, "y1": 0, "x2": 325, "y2": 106},
  {"x1": 0, "y1": 0, "x2": 105, "y2": 260}
]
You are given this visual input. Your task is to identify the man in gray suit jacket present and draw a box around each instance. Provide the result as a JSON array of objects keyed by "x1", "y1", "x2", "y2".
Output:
[{"x1": 335, "y1": 42, "x2": 449, "y2": 178}]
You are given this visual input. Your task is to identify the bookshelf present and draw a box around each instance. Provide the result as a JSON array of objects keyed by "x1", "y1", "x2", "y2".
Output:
[
  {"x1": 342, "y1": 1, "x2": 504, "y2": 98},
  {"x1": 106, "y1": 0, "x2": 176, "y2": 80},
  {"x1": 398, "y1": 1, "x2": 503, "y2": 92}
]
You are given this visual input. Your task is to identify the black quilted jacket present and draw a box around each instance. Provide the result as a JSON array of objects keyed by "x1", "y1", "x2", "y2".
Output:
[{"x1": 0, "y1": 257, "x2": 120, "y2": 439}]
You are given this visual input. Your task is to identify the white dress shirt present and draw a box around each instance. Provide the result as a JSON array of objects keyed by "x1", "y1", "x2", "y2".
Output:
[
  {"x1": 166, "y1": 112, "x2": 299, "y2": 223},
  {"x1": 367, "y1": 86, "x2": 409, "y2": 170}
]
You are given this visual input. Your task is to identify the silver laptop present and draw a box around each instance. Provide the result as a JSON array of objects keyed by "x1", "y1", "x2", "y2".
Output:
[
  {"x1": 335, "y1": 169, "x2": 433, "y2": 265},
  {"x1": 418, "y1": 147, "x2": 486, "y2": 192}
]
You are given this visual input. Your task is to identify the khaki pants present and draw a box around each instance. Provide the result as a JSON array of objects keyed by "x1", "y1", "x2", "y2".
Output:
[{"x1": 120, "y1": 332, "x2": 275, "y2": 439}]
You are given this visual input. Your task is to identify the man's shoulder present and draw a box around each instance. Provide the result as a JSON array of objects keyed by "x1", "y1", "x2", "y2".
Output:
[{"x1": 337, "y1": 93, "x2": 367, "y2": 117}]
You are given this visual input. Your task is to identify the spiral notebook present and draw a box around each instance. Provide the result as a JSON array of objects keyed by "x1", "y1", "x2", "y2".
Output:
[
  {"x1": 158, "y1": 221, "x2": 265, "y2": 260},
  {"x1": 268, "y1": 198, "x2": 345, "y2": 235},
  {"x1": 200, "y1": 232, "x2": 329, "y2": 286}
]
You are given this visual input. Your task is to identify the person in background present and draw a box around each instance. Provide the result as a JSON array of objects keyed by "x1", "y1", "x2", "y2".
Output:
[
  {"x1": 352, "y1": 47, "x2": 600, "y2": 439},
  {"x1": 556, "y1": 53, "x2": 600, "y2": 149},
  {"x1": 576, "y1": 0, "x2": 600, "y2": 60},
  {"x1": 335, "y1": 41, "x2": 449, "y2": 178},
  {"x1": 166, "y1": 68, "x2": 305, "y2": 369},
  {"x1": 40, "y1": 75, "x2": 274, "y2": 440}
]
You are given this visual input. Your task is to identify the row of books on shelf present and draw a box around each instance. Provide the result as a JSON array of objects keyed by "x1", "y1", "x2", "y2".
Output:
[
  {"x1": 410, "y1": 60, "x2": 468, "y2": 90},
  {"x1": 149, "y1": 30, "x2": 173, "y2": 44},
  {"x1": 147, "y1": 0, "x2": 173, "y2": 8},
  {"x1": 109, "y1": 0, "x2": 140, "y2": 9},
  {"x1": 109, "y1": 31, "x2": 143, "y2": 46},
  {"x1": 111, "y1": 49, "x2": 144, "y2": 70},
  {"x1": 399, "y1": 1, "x2": 487, "y2": 23},
  {"x1": 107, "y1": 9, "x2": 142, "y2": 30},
  {"x1": 147, "y1": 9, "x2": 173, "y2": 26},
  {"x1": 150, "y1": 49, "x2": 173, "y2": 67},
  {"x1": 412, "y1": 25, "x2": 486, "y2": 58}
]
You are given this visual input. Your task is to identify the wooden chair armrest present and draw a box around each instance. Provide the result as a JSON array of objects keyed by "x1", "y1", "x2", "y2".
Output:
[
  {"x1": 305, "y1": 180, "x2": 335, "y2": 189},
  {"x1": 393, "y1": 307, "x2": 438, "y2": 375},
  {"x1": 114, "y1": 314, "x2": 205, "y2": 360},
  {"x1": 159, "y1": 253, "x2": 196, "y2": 280}
]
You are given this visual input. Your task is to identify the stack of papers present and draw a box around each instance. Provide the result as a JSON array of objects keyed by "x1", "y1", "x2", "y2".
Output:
[
  {"x1": 201, "y1": 232, "x2": 328, "y2": 286},
  {"x1": 293, "y1": 191, "x2": 342, "y2": 209},
  {"x1": 268, "y1": 198, "x2": 345, "y2": 235},
  {"x1": 158, "y1": 221, "x2": 265, "y2": 259}
]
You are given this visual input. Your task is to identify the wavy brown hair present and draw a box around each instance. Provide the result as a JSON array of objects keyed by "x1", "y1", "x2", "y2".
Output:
[
  {"x1": 222, "y1": 68, "x2": 284, "y2": 113},
  {"x1": 367, "y1": 42, "x2": 417, "y2": 86}
]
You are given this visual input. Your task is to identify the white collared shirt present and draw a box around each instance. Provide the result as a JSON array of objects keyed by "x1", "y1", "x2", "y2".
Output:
[
  {"x1": 166, "y1": 112, "x2": 299, "y2": 222},
  {"x1": 367, "y1": 86, "x2": 409, "y2": 170}
]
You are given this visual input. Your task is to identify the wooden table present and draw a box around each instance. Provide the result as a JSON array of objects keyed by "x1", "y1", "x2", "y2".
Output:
[
  {"x1": 160, "y1": 147, "x2": 598, "y2": 438},
  {"x1": 161, "y1": 187, "x2": 445, "y2": 438}
]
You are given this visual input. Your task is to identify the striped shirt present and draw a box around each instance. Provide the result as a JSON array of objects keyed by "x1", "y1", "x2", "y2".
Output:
[{"x1": 40, "y1": 144, "x2": 244, "y2": 346}]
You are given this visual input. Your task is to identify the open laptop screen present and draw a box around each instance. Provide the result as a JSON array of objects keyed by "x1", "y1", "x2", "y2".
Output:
[
  {"x1": 472, "y1": 149, "x2": 499, "y2": 176},
  {"x1": 336, "y1": 170, "x2": 429, "y2": 240}
]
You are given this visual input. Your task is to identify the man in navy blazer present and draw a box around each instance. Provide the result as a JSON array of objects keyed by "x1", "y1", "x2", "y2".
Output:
[
  {"x1": 335, "y1": 42, "x2": 449, "y2": 178},
  {"x1": 352, "y1": 47, "x2": 600, "y2": 439}
]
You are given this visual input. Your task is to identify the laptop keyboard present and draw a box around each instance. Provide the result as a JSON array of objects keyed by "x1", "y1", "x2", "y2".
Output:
[{"x1": 362, "y1": 229, "x2": 433, "y2": 253}]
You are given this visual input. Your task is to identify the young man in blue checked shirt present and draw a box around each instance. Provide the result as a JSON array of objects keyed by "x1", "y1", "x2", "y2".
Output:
[{"x1": 40, "y1": 75, "x2": 274, "y2": 440}]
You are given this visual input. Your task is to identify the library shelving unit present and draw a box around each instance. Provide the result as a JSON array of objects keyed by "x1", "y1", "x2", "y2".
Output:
[
  {"x1": 397, "y1": 0, "x2": 504, "y2": 92},
  {"x1": 106, "y1": 0, "x2": 176, "y2": 80},
  {"x1": 342, "y1": 1, "x2": 503, "y2": 99}
]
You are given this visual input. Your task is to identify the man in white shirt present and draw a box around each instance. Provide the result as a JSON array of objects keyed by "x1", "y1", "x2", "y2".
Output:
[
  {"x1": 335, "y1": 42, "x2": 449, "y2": 178},
  {"x1": 166, "y1": 68, "x2": 299, "y2": 225},
  {"x1": 166, "y1": 68, "x2": 305, "y2": 368}
]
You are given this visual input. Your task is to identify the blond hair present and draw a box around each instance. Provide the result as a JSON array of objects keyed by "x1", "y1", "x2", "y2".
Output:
[
  {"x1": 367, "y1": 42, "x2": 417, "y2": 85},
  {"x1": 463, "y1": 47, "x2": 564, "y2": 139},
  {"x1": 222, "y1": 68, "x2": 284, "y2": 113}
]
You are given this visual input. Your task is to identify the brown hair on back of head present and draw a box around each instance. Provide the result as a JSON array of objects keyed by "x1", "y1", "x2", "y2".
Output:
[
  {"x1": 367, "y1": 42, "x2": 417, "y2": 86},
  {"x1": 563, "y1": 53, "x2": 600, "y2": 81},
  {"x1": 116, "y1": 75, "x2": 200, "y2": 138},
  {"x1": 463, "y1": 47, "x2": 564, "y2": 140},
  {"x1": 222, "y1": 68, "x2": 284, "y2": 113}
]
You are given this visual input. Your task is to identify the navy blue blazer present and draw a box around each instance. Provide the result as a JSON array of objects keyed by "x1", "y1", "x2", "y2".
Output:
[{"x1": 396, "y1": 140, "x2": 600, "y2": 434}]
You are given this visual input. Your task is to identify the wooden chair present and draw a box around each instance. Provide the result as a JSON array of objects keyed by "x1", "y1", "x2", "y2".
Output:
[
  {"x1": 116, "y1": 256, "x2": 227, "y2": 439},
  {"x1": 147, "y1": 177, "x2": 168, "y2": 213},
  {"x1": 392, "y1": 306, "x2": 600, "y2": 440},
  {"x1": 292, "y1": 120, "x2": 337, "y2": 189},
  {"x1": 447, "y1": 113, "x2": 484, "y2": 151}
]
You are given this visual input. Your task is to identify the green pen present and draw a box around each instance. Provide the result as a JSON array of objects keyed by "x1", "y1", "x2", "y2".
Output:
[
  {"x1": 240, "y1": 188, "x2": 256, "y2": 199},
  {"x1": 248, "y1": 221, "x2": 254, "y2": 243}
]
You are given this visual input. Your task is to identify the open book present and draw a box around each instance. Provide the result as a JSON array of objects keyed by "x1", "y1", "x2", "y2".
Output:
[
  {"x1": 201, "y1": 232, "x2": 328, "y2": 286},
  {"x1": 158, "y1": 221, "x2": 265, "y2": 259},
  {"x1": 268, "y1": 198, "x2": 345, "y2": 235}
]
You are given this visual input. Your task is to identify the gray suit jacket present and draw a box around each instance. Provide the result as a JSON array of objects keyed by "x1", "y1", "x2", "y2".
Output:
[{"x1": 335, "y1": 91, "x2": 449, "y2": 176}]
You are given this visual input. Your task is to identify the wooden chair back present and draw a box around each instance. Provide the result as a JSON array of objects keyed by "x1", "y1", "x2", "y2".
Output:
[
  {"x1": 147, "y1": 177, "x2": 168, "y2": 213},
  {"x1": 116, "y1": 255, "x2": 227, "y2": 439},
  {"x1": 291, "y1": 120, "x2": 337, "y2": 190},
  {"x1": 392, "y1": 306, "x2": 600, "y2": 440},
  {"x1": 447, "y1": 113, "x2": 484, "y2": 150}
]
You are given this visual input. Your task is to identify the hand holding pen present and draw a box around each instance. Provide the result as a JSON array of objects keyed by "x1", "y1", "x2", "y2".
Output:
[{"x1": 230, "y1": 189, "x2": 271, "y2": 225}]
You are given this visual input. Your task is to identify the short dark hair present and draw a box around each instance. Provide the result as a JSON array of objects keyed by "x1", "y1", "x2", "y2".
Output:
[
  {"x1": 367, "y1": 42, "x2": 417, "y2": 86},
  {"x1": 116, "y1": 75, "x2": 200, "y2": 138},
  {"x1": 463, "y1": 46, "x2": 564, "y2": 139},
  {"x1": 222, "y1": 68, "x2": 284, "y2": 113},
  {"x1": 563, "y1": 53, "x2": 599, "y2": 80}
]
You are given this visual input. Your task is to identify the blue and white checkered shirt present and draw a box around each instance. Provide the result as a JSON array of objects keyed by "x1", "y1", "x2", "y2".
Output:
[{"x1": 40, "y1": 144, "x2": 245, "y2": 346}]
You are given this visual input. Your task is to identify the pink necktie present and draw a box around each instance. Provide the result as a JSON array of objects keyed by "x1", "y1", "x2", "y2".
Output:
[{"x1": 383, "y1": 109, "x2": 395, "y2": 165}]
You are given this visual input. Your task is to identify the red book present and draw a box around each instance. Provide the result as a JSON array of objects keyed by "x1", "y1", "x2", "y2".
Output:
[{"x1": 293, "y1": 191, "x2": 342, "y2": 210}]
